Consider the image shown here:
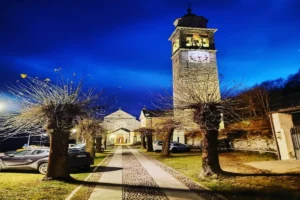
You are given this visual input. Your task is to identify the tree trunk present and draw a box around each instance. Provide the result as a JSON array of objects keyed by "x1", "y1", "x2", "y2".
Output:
[
  {"x1": 161, "y1": 129, "x2": 173, "y2": 157},
  {"x1": 86, "y1": 132, "x2": 95, "y2": 157},
  {"x1": 102, "y1": 138, "x2": 107, "y2": 149},
  {"x1": 146, "y1": 134, "x2": 153, "y2": 152},
  {"x1": 141, "y1": 135, "x2": 146, "y2": 149},
  {"x1": 95, "y1": 137, "x2": 102, "y2": 153},
  {"x1": 43, "y1": 130, "x2": 71, "y2": 181},
  {"x1": 199, "y1": 129, "x2": 222, "y2": 178}
]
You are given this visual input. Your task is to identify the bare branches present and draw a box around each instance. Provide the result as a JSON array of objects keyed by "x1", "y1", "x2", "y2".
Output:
[
  {"x1": 0, "y1": 75, "x2": 102, "y2": 138},
  {"x1": 152, "y1": 67, "x2": 244, "y2": 132}
]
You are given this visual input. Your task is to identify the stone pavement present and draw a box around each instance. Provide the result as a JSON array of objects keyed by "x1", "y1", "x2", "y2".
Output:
[
  {"x1": 245, "y1": 159, "x2": 300, "y2": 173},
  {"x1": 88, "y1": 146, "x2": 211, "y2": 200}
]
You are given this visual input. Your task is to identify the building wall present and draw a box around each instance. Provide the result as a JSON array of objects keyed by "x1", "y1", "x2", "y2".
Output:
[
  {"x1": 103, "y1": 110, "x2": 140, "y2": 132},
  {"x1": 140, "y1": 115, "x2": 172, "y2": 141},
  {"x1": 104, "y1": 110, "x2": 141, "y2": 144},
  {"x1": 272, "y1": 113, "x2": 296, "y2": 160}
]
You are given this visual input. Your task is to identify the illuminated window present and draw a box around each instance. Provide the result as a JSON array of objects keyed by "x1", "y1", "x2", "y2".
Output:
[
  {"x1": 185, "y1": 34, "x2": 202, "y2": 47},
  {"x1": 173, "y1": 39, "x2": 179, "y2": 53},
  {"x1": 202, "y1": 38, "x2": 209, "y2": 47},
  {"x1": 185, "y1": 33, "x2": 210, "y2": 48}
]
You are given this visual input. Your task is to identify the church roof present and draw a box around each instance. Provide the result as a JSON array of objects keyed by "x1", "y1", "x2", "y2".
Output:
[
  {"x1": 104, "y1": 109, "x2": 136, "y2": 119},
  {"x1": 111, "y1": 127, "x2": 131, "y2": 133},
  {"x1": 174, "y1": 8, "x2": 208, "y2": 28},
  {"x1": 141, "y1": 109, "x2": 173, "y2": 118}
]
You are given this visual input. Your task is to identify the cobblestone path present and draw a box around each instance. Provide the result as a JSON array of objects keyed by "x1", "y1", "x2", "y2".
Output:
[
  {"x1": 88, "y1": 146, "x2": 219, "y2": 200},
  {"x1": 122, "y1": 147, "x2": 167, "y2": 200}
]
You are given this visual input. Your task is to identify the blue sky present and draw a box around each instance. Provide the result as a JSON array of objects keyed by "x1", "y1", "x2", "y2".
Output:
[{"x1": 0, "y1": 0, "x2": 300, "y2": 117}]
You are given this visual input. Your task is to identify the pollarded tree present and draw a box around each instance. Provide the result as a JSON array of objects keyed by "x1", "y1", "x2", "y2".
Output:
[
  {"x1": 153, "y1": 69, "x2": 242, "y2": 177},
  {"x1": 74, "y1": 118, "x2": 104, "y2": 157},
  {"x1": 174, "y1": 75, "x2": 242, "y2": 178},
  {"x1": 134, "y1": 127, "x2": 155, "y2": 152},
  {"x1": 155, "y1": 119, "x2": 181, "y2": 157},
  {"x1": 1, "y1": 75, "x2": 102, "y2": 180}
]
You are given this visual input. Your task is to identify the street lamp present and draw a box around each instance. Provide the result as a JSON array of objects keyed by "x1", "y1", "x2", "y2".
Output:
[{"x1": 0, "y1": 102, "x2": 5, "y2": 111}]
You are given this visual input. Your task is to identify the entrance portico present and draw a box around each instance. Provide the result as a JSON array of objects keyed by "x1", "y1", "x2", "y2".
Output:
[{"x1": 109, "y1": 128, "x2": 131, "y2": 144}]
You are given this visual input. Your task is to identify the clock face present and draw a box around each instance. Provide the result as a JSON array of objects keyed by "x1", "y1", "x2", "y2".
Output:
[{"x1": 188, "y1": 51, "x2": 210, "y2": 63}]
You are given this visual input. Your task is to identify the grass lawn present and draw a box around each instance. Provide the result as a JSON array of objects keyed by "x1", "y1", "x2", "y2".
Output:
[
  {"x1": 0, "y1": 149, "x2": 112, "y2": 200},
  {"x1": 142, "y1": 149, "x2": 300, "y2": 200}
]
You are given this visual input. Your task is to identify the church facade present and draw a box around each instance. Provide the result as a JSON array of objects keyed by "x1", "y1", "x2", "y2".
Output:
[{"x1": 103, "y1": 109, "x2": 141, "y2": 145}]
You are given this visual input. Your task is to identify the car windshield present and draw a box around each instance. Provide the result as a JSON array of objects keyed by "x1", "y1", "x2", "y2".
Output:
[{"x1": 14, "y1": 150, "x2": 32, "y2": 156}]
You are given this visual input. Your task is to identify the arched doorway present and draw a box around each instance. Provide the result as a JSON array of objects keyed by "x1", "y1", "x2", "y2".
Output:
[{"x1": 116, "y1": 134, "x2": 124, "y2": 144}]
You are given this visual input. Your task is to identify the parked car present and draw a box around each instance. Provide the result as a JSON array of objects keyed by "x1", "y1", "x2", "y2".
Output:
[
  {"x1": 0, "y1": 148, "x2": 94, "y2": 174},
  {"x1": 170, "y1": 142, "x2": 191, "y2": 153},
  {"x1": 153, "y1": 140, "x2": 164, "y2": 152},
  {"x1": 4, "y1": 146, "x2": 47, "y2": 156},
  {"x1": 218, "y1": 139, "x2": 233, "y2": 152},
  {"x1": 4, "y1": 151, "x2": 18, "y2": 156},
  {"x1": 69, "y1": 143, "x2": 86, "y2": 151},
  {"x1": 153, "y1": 141, "x2": 190, "y2": 153}
]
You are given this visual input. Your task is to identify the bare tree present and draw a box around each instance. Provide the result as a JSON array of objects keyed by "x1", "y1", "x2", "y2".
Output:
[
  {"x1": 134, "y1": 127, "x2": 155, "y2": 152},
  {"x1": 0, "y1": 75, "x2": 103, "y2": 180},
  {"x1": 153, "y1": 69, "x2": 242, "y2": 177},
  {"x1": 74, "y1": 118, "x2": 104, "y2": 157},
  {"x1": 155, "y1": 119, "x2": 181, "y2": 157}
]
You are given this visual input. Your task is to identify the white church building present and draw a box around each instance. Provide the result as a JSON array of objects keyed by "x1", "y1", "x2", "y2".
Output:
[{"x1": 103, "y1": 109, "x2": 141, "y2": 145}]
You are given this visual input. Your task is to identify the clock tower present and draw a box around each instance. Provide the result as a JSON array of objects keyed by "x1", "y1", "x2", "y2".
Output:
[{"x1": 169, "y1": 8, "x2": 221, "y2": 143}]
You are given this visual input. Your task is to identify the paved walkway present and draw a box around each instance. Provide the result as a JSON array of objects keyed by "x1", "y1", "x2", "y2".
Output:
[{"x1": 88, "y1": 146, "x2": 207, "y2": 200}]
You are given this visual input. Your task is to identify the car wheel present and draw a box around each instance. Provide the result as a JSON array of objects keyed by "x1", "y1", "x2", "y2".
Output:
[
  {"x1": 38, "y1": 163, "x2": 48, "y2": 175},
  {"x1": 186, "y1": 148, "x2": 191, "y2": 152},
  {"x1": 172, "y1": 148, "x2": 178, "y2": 153}
]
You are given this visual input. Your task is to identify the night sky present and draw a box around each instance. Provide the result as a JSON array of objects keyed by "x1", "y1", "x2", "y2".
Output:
[{"x1": 1, "y1": 0, "x2": 300, "y2": 117}]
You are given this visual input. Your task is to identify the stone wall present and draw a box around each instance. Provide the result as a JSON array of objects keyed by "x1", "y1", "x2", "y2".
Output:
[
  {"x1": 231, "y1": 137, "x2": 276, "y2": 152},
  {"x1": 222, "y1": 118, "x2": 277, "y2": 152}
]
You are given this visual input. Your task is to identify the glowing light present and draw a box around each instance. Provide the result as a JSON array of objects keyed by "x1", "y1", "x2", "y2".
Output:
[
  {"x1": 0, "y1": 102, "x2": 5, "y2": 111},
  {"x1": 71, "y1": 128, "x2": 77, "y2": 133}
]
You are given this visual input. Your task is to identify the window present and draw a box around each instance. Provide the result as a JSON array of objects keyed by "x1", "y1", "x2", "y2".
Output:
[
  {"x1": 15, "y1": 150, "x2": 32, "y2": 156},
  {"x1": 185, "y1": 33, "x2": 210, "y2": 48},
  {"x1": 202, "y1": 38, "x2": 209, "y2": 47},
  {"x1": 31, "y1": 150, "x2": 44, "y2": 155},
  {"x1": 172, "y1": 39, "x2": 180, "y2": 53}
]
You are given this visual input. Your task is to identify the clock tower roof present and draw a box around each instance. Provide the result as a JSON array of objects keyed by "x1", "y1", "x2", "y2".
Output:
[{"x1": 174, "y1": 8, "x2": 208, "y2": 28}]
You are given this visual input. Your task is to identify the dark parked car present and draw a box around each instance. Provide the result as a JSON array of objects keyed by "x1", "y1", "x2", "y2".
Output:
[
  {"x1": 0, "y1": 148, "x2": 94, "y2": 174},
  {"x1": 218, "y1": 139, "x2": 233, "y2": 152},
  {"x1": 153, "y1": 141, "x2": 191, "y2": 153}
]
